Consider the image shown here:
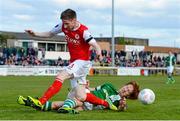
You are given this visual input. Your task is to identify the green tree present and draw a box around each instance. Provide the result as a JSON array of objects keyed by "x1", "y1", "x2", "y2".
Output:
[
  {"x1": 125, "y1": 41, "x2": 134, "y2": 45},
  {"x1": 118, "y1": 37, "x2": 125, "y2": 45}
]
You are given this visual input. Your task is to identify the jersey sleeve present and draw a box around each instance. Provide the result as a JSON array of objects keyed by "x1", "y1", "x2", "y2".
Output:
[
  {"x1": 50, "y1": 23, "x2": 62, "y2": 34},
  {"x1": 95, "y1": 83, "x2": 118, "y2": 94},
  {"x1": 83, "y1": 30, "x2": 95, "y2": 43}
]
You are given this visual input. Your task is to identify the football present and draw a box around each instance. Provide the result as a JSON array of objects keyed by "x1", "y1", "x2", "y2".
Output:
[{"x1": 138, "y1": 88, "x2": 155, "y2": 105}]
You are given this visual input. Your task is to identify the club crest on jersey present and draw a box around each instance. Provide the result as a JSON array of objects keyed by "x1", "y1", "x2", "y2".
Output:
[{"x1": 75, "y1": 34, "x2": 80, "y2": 39}]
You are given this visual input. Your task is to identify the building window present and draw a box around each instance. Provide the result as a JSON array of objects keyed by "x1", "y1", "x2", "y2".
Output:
[
  {"x1": 47, "y1": 43, "x2": 55, "y2": 51},
  {"x1": 38, "y1": 43, "x2": 46, "y2": 50},
  {"x1": 57, "y1": 44, "x2": 65, "y2": 51}
]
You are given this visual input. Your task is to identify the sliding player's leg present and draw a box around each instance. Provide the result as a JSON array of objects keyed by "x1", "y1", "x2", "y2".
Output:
[
  {"x1": 74, "y1": 84, "x2": 117, "y2": 110},
  {"x1": 17, "y1": 95, "x2": 66, "y2": 111},
  {"x1": 17, "y1": 95, "x2": 31, "y2": 106},
  {"x1": 57, "y1": 86, "x2": 83, "y2": 114},
  {"x1": 42, "y1": 101, "x2": 64, "y2": 111}
]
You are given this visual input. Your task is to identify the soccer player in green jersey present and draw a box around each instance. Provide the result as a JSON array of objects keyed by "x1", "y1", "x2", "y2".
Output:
[
  {"x1": 17, "y1": 81, "x2": 139, "y2": 114},
  {"x1": 165, "y1": 51, "x2": 176, "y2": 84}
]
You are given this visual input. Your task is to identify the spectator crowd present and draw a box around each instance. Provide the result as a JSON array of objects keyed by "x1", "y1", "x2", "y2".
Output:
[
  {"x1": 0, "y1": 47, "x2": 179, "y2": 67},
  {"x1": 90, "y1": 49, "x2": 171, "y2": 67},
  {"x1": 0, "y1": 47, "x2": 69, "y2": 66}
]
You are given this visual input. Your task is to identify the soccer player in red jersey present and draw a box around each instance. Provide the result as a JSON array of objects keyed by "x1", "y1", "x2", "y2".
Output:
[{"x1": 25, "y1": 9, "x2": 117, "y2": 111}]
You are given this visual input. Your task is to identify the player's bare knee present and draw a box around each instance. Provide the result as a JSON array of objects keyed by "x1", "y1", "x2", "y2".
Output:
[
  {"x1": 52, "y1": 102, "x2": 61, "y2": 110},
  {"x1": 74, "y1": 85, "x2": 86, "y2": 101},
  {"x1": 76, "y1": 93, "x2": 86, "y2": 101},
  {"x1": 74, "y1": 98, "x2": 83, "y2": 106},
  {"x1": 56, "y1": 70, "x2": 73, "y2": 82}
]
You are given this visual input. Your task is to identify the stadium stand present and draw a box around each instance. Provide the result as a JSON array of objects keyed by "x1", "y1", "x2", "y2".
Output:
[{"x1": 0, "y1": 47, "x2": 179, "y2": 68}]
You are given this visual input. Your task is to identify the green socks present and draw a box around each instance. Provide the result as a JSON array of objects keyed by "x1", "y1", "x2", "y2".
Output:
[
  {"x1": 62, "y1": 99, "x2": 77, "y2": 109},
  {"x1": 42, "y1": 101, "x2": 52, "y2": 111},
  {"x1": 166, "y1": 76, "x2": 175, "y2": 84}
]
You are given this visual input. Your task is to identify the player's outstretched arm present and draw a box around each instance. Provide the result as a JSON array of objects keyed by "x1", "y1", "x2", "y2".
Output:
[
  {"x1": 25, "y1": 29, "x2": 54, "y2": 38},
  {"x1": 88, "y1": 39, "x2": 102, "y2": 61}
]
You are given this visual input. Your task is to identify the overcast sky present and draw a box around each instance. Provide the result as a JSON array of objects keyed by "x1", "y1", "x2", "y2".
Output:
[{"x1": 0, "y1": 0, "x2": 180, "y2": 47}]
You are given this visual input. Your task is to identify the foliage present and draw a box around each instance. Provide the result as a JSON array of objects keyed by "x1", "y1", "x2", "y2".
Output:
[{"x1": 118, "y1": 37, "x2": 134, "y2": 45}]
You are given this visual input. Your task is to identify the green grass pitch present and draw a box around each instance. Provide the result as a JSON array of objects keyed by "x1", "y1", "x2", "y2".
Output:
[{"x1": 0, "y1": 75, "x2": 180, "y2": 120}]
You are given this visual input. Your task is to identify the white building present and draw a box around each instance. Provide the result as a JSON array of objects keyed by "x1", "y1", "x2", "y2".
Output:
[{"x1": 0, "y1": 31, "x2": 70, "y2": 60}]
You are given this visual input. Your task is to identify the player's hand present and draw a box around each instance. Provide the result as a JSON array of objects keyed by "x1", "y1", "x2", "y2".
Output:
[
  {"x1": 25, "y1": 30, "x2": 35, "y2": 36},
  {"x1": 85, "y1": 80, "x2": 90, "y2": 88},
  {"x1": 118, "y1": 97, "x2": 127, "y2": 111}
]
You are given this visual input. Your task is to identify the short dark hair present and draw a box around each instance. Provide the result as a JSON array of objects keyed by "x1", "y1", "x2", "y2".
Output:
[{"x1": 60, "y1": 9, "x2": 76, "y2": 20}]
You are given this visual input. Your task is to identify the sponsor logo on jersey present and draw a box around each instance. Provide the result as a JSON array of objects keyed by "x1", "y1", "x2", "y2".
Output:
[{"x1": 65, "y1": 35, "x2": 80, "y2": 45}]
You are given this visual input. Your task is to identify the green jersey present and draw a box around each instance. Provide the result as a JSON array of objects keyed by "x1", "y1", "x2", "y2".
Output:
[
  {"x1": 91, "y1": 83, "x2": 121, "y2": 107},
  {"x1": 165, "y1": 55, "x2": 176, "y2": 67}
]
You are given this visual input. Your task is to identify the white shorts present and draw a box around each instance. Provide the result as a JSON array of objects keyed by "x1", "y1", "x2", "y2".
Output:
[
  {"x1": 67, "y1": 87, "x2": 76, "y2": 99},
  {"x1": 167, "y1": 66, "x2": 174, "y2": 74},
  {"x1": 65, "y1": 60, "x2": 92, "y2": 88}
]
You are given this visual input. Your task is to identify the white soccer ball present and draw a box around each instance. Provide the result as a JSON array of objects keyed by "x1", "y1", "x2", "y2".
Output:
[{"x1": 138, "y1": 89, "x2": 155, "y2": 105}]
